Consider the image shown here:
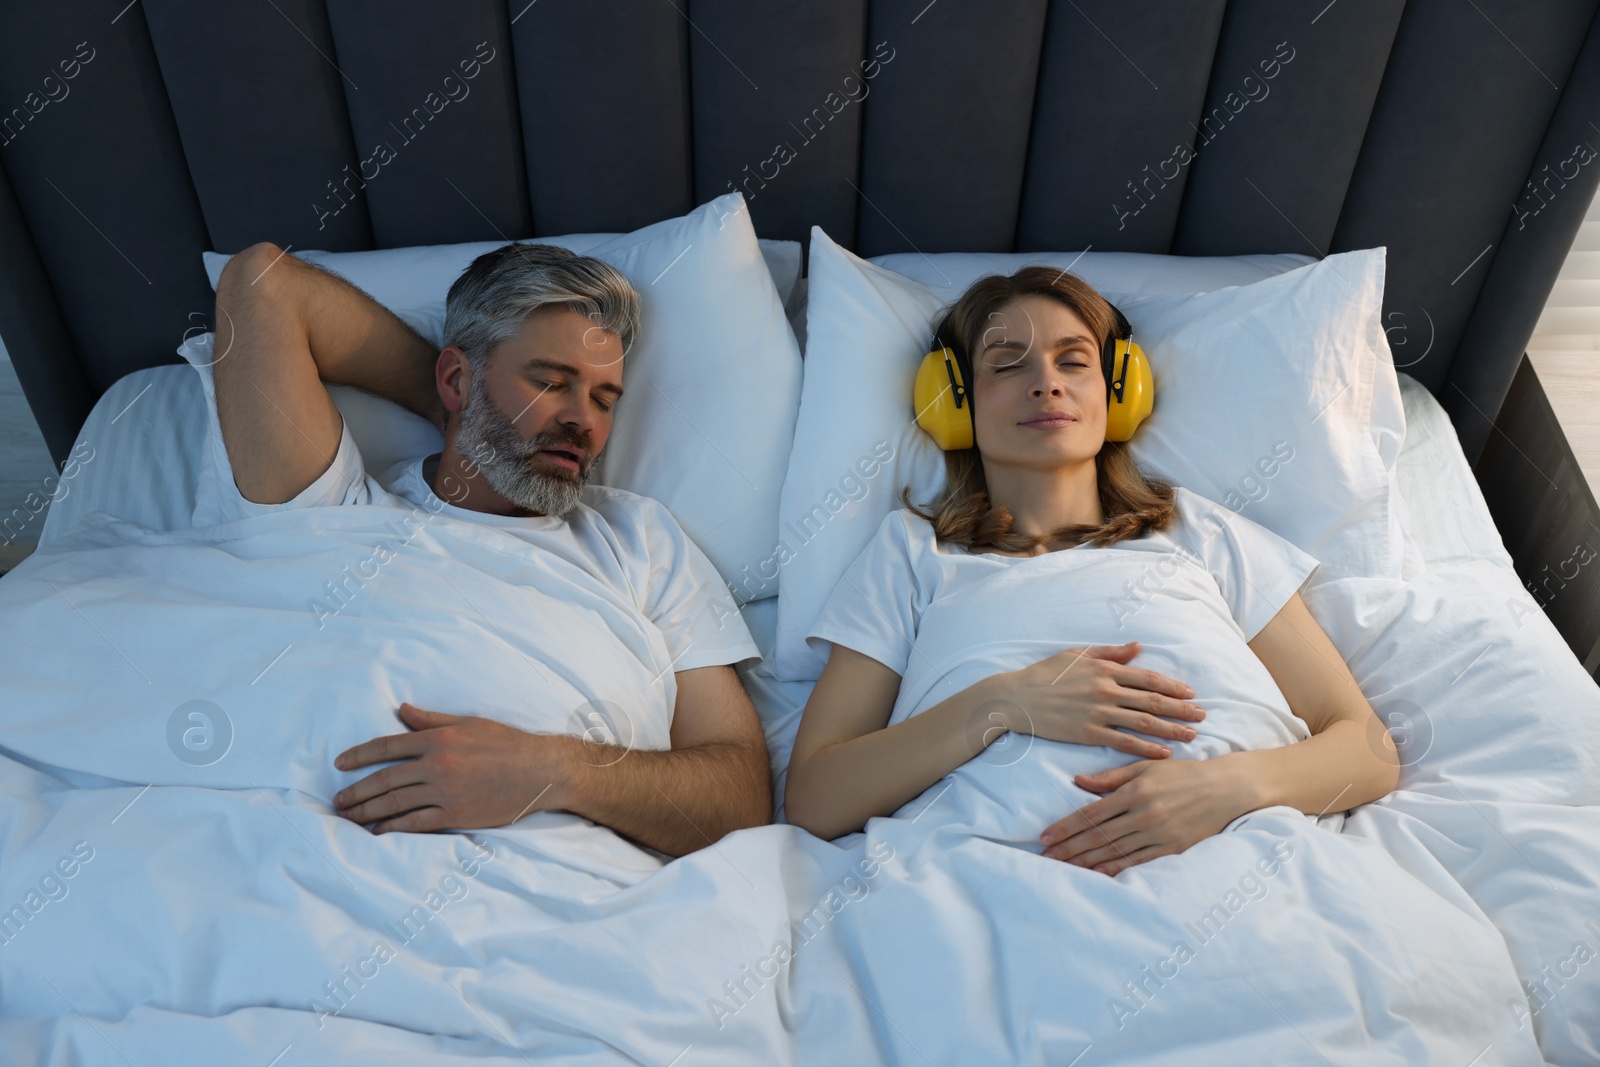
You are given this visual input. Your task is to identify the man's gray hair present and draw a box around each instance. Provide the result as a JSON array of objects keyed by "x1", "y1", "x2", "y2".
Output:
[{"x1": 442, "y1": 242, "x2": 640, "y2": 370}]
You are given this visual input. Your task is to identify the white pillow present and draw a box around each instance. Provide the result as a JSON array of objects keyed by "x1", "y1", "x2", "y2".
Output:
[
  {"x1": 769, "y1": 227, "x2": 1405, "y2": 682},
  {"x1": 868, "y1": 248, "x2": 1317, "y2": 301},
  {"x1": 872, "y1": 245, "x2": 1418, "y2": 584},
  {"x1": 202, "y1": 235, "x2": 803, "y2": 350},
  {"x1": 1128, "y1": 254, "x2": 1404, "y2": 577},
  {"x1": 194, "y1": 193, "x2": 801, "y2": 602}
]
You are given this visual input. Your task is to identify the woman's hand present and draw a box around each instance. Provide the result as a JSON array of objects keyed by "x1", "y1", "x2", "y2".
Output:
[
  {"x1": 993, "y1": 641, "x2": 1206, "y2": 760},
  {"x1": 1037, "y1": 758, "x2": 1254, "y2": 875}
]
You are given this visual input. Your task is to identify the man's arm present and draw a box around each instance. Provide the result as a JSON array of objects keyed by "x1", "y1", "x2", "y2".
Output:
[
  {"x1": 213, "y1": 243, "x2": 443, "y2": 504},
  {"x1": 560, "y1": 663, "x2": 773, "y2": 854},
  {"x1": 333, "y1": 664, "x2": 773, "y2": 857}
]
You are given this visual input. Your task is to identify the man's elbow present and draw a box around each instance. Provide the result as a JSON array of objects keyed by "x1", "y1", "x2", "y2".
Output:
[
  {"x1": 719, "y1": 739, "x2": 774, "y2": 835},
  {"x1": 739, "y1": 791, "x2": 774, "y2": 834},
  {"x1": 744, "y1": 743, "x2": 775, "y2": 829},
  {"x1": 219, "y1": 241, "x2": 290, "y2": 297}
]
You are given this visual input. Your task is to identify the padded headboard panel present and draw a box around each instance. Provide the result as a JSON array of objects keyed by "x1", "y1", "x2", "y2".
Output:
[{"x1": 2, "y1": 1, "x2": 1598, "y2": 467}]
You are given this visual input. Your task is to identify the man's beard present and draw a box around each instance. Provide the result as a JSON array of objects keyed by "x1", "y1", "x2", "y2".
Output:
[{"x1": 453, "y1": 370, "x2": 596, "y2": 518}]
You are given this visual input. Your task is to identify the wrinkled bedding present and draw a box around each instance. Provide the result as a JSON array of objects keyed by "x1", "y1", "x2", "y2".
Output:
[{"x1": 0, "y1": 509, "x2": 1597, "y2": 1064}]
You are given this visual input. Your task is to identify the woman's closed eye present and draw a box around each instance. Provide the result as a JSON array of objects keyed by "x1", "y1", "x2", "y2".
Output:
[
  {"x1": 994, "y1": 361, "x2": 1087, "y2": 370},
  {"x1": 988, "y1": 350, "x2": 1091, "y2": 373}
]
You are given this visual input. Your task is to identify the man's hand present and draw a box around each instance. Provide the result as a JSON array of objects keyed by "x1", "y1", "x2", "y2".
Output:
[
  {"x1": 1037, "y1": 758, "x2": 1253, "y2": 876},
  {"x1": 333, "y1": 702, "x2": 570, "y2": 834},
  {"x1": 332, "y1": 667, "x2": 772, "y2": 856}
]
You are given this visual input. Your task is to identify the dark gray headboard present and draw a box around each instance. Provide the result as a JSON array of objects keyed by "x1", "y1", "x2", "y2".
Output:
[{"x1": 2, "y1": 1, "x2": 1598, "y2": 468}]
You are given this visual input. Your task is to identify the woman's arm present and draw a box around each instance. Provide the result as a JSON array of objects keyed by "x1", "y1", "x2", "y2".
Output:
[
  {"x1": 784, "y1": 644, "x2": 1004, "y2": 841},
  {"x1": 1040, "y1": 593, "x2": 1400, "y2": 874},
  {"x1": 786, "y1": 640, "x2": 1206, "y2": 841},
  {"x1": 1214, "y1": 591, "x2": 1400, "y2": 815}
]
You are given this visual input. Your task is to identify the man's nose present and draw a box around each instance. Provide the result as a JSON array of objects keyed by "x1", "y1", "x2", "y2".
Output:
[{"x1": 554, "y1": 397, "x2": 598, "y2": 440}]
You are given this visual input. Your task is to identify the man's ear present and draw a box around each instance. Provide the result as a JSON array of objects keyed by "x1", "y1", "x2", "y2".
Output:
[{"x1": 436, "y1": 345, "x2": 471, "y2": 426}]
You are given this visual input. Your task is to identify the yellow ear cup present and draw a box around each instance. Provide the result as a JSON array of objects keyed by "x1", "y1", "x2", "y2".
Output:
[
  {"x1": 915, "y1": 330, "x2": 1154, "y2": 449},
  {"x1": 914, "y1": 346, "x2": 974, "y2": 451},
  {"x1": 1104, "y1": 338, "x2": 1154, "y2": 442}
]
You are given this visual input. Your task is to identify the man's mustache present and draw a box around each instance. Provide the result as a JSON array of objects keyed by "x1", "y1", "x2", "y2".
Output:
[{"x1": 522, "y1": 426, "x2": 596, "y2": 475}]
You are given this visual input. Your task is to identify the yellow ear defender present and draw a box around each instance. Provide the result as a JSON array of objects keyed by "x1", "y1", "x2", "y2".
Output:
[{"x1": 913, "y1": 301, "x2": 1153, "y2": 450}]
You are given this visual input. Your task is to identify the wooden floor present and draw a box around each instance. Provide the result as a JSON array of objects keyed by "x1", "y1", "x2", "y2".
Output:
[{"x1": 0, "y1": 351, "x2": 56, "y2": 574}]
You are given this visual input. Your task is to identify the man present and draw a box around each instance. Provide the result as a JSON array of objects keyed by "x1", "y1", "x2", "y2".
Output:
[{"x1": 204, "y1": 240, "x2": 771, "y2": 856}]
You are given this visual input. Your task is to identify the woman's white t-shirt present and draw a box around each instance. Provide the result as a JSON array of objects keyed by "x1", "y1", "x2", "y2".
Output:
[{"x1": 806, "y1": 488, "x2": 1320, "y2": 760}]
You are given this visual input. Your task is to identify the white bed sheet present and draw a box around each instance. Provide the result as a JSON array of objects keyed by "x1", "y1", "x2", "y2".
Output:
[{"x1": 1393, "y1": 374, "x2": 1516, "y2": 570}]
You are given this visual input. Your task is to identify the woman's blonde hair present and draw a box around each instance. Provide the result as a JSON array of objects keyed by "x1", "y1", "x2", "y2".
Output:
[{"x1": 901, "y1": 266, "x2": 1176, "y2": 553}]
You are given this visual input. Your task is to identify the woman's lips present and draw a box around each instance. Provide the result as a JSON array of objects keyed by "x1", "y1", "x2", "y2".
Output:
[{"x1": 1021, "y1": 415, "x2": 1075, "y2": 429}]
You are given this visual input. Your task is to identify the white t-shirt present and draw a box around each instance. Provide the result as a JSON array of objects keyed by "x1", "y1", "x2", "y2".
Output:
[
  {"x1": 183, "y1": 346, "x2": 759, "y2": 675},
  {"x1": 807, "y1": 488, "x2": 1321, "y2": 759}
]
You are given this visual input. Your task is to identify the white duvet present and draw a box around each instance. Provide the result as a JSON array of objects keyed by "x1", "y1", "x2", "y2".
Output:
[{"x1": 2, "y1": 511, "x2": 1598, "y2": 1065}]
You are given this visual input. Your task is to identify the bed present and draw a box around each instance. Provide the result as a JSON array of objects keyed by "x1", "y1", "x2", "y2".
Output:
[{"x1": 3, "y1": 3, "x2": 1600, "y2": 1065}]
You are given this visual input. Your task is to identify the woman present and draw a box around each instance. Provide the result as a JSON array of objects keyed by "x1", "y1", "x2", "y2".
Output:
[{"x1": 784, "y1": 268, "x2": 1399, "y2": 875}]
